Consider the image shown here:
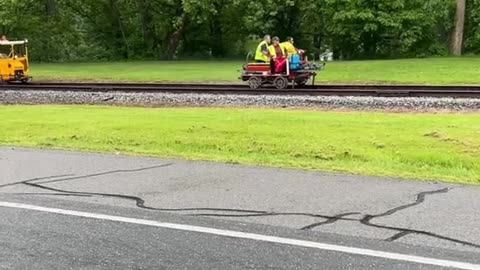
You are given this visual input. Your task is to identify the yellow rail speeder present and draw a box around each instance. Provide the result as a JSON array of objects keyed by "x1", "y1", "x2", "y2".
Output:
[{"x1": 0, "y1": 39, "x2": 31, "y2": 83}]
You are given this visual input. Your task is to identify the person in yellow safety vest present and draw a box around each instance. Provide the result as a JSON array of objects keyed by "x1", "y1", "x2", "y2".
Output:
[
  {"x1": 268, "y1": 37, "x2": 288, "y2": 74},
  {"x1": 254, "y1": 35, "x2": 272, "y2": 63},
  {"x1": 268, "y1": 37, "x2": 285, "y2": 59},
  {"x1": 281, "y1": 36, "x2": 304, "y2": 56}
]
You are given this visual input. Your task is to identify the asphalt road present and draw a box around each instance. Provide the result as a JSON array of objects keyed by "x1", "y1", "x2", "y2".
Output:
[{"x1": 1, "y1": 147, "x2": 480, "y2": 269}]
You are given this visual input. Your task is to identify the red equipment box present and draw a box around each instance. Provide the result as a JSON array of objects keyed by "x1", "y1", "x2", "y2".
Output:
[{"x1": 245, "y1": 64, "x2": 270, "y2": 73}]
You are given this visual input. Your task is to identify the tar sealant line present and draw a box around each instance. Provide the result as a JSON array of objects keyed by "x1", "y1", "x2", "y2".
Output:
[{"x1": 1, "y1": 201, "x2": 479, "y2": 270}]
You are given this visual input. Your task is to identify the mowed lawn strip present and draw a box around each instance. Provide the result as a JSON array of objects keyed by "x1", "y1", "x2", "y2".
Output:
[
  {"x1": 31, "y1": 57, "x2": 480, "y2": 85},
  {"x1": 1, "y1": 106, "x2": 479, "y2": 184}
]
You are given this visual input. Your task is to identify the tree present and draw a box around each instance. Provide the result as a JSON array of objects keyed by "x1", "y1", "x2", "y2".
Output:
[
  {"x1": 320, "y1": 0, "x2": 443, "y2": 59},
  {"x1": 464, "y1": 0, "x2": 480, "y2": 54},
  {"x1": 451, "y1": 0, "x2": 466, "y2": 55},
  {"x1": 1, "y1": 0, "x2": 480, "y2": 61}
]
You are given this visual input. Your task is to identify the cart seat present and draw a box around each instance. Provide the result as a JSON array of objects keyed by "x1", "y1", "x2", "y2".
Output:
[{"x1": 245, "y1": 63, "x2": 271, "y2": 72}]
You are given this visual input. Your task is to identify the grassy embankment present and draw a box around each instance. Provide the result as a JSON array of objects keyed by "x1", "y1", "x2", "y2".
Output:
[
  {"x1": 31, "y1": 57, "x2": 480, "y2": 85},
  {"x1": 1, "y1": 106, "x2": 479, "y2": 185}
]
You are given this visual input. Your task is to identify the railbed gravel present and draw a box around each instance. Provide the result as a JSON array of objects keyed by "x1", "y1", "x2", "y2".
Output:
[{"x1": 1, "y1": 90, "x2": 480, "y2": 112}]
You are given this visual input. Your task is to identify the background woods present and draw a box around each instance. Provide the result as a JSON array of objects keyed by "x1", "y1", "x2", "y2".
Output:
[{"x1": 0, "y1": 0, "x2": 478, "y2": 61}]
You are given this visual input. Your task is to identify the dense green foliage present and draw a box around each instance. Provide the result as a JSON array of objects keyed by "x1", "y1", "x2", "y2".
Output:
[{"x1": 0, "y1": 0, "x2": 478, "y2": 61}]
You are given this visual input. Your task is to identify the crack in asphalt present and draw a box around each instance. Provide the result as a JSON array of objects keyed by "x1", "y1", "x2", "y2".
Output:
[
  {"x1": 298, "y1": 187, "x2": 480, "y2": 248},
  {"x1": 0, "y1": 174, "x2": 75, "y2": 189},
  {"x1": 360, "y1": 188, "x2": 450, "y2": 225},
  {"x1": 22, "y1": 181, "x2": 268, "y2": 214},
  {"x1": 365, "y1": 219, "x2": 480, "y2": 248},
  {"x1": 5, "y1": 192, "x2": 93, "y2": 197},
  {"x1": 192, "y1": 187, "x2": 480, "y2": 248},
  {"x1": 34, "y1": 164, "x2": 174, "y2": 185},
  {"x1": 385, "y1": 231, "x2": 414, "y2": 242},
  {"x1": 300, "y1": 213, "x2": 360, "y2": 230},
  {"x1": 359, "y1": 188, "x2": 450, "y2": 242},
  {"x1": 1, "y1": 168, "x2": 479, "y2": 249},
  {"x1": 0, "y1": 164, "x2": 174, "y2": 190},
  {"x1": 190, "y1": 211, "x2": 360, "y2": 221}
]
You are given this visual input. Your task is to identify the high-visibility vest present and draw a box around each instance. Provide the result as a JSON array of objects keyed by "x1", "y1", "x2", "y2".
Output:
[
  {"x1": 254, "y1": 41, "x2": 270, "y2": 62},
  {"x1": 268, "y1": 44, "x2": 286, "y2": 58},
  {"x1": 281, "y1": 42, "x2": 297, "y2": 55}
]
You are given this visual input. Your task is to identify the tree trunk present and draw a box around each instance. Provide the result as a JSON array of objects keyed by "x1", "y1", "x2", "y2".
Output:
[
  {"x1": 110, "y1": 0, "x2": 129, "y2": 59},
  {"x1": 209, "y1": 14, "x2": 224, "y2": 57},
  {"x1": 43, "y1": 0, "x2": 56, "y2": 61},
  {"x1": 138, "y1": 0, "x2": 156, "y2": 55},
  {"x1": 165, "y1": 14, "x2": 187, "y2": 60},
  {"x1": 46, "y1": 0, "x2": 55, "y2": 16},
  {"x1": 211, "y1": 0, "x2": 225, "y2": 57},
  {"x1": 451, "y1": 0, "x2": 466, "y2": 56}
]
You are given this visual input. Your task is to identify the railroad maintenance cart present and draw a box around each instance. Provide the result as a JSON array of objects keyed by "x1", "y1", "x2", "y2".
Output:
[
  {"x1": 0, "y1": 39, "x2": 31, "y2": 83},
  {"x1": 240, "y1": 53, "x2": 325, "y2": 90}
]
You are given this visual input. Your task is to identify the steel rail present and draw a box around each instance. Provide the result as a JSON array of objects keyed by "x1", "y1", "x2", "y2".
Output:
[{"x1": 1, "y1": 82, "x2": 480, "y2": 98}]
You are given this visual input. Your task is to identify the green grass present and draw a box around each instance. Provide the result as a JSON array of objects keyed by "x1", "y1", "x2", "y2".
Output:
[
  {"x1": 1, "y1": 105, "x2": 479, "y2": 185},
  {"x1": 31, "y1": 57, "x2": 480, "y2": 85},
  {"x1": 32, "y1": 61, "x2": 242, "y2": 83}
]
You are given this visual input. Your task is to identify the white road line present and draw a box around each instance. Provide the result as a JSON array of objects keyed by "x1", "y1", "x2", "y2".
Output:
[{"x1": 1, "y1": 201, "x2": 479, "y2": 270}]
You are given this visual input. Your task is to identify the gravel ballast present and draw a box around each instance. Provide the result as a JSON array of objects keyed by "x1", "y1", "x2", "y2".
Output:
[{"x1": 1, "y1": 90, "x2": 480, "y2": 111}]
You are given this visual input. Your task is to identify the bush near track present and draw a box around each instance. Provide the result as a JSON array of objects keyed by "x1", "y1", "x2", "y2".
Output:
[
  {"x1": 31, "y1": 57, "x2": 480, "y2": 85},
  {"x1": 1, "y1": 106, "x2": 479, "y2": 185}
]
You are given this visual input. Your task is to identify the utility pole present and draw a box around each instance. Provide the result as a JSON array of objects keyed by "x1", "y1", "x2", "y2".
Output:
[{"x1": 451, "y1": 0, "x2": 466, "y2": 56}]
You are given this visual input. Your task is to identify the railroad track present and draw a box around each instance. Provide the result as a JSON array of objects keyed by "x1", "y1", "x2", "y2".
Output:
[{"x1": 1, "y1": 82, "x2": 480, "y2": 98}]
